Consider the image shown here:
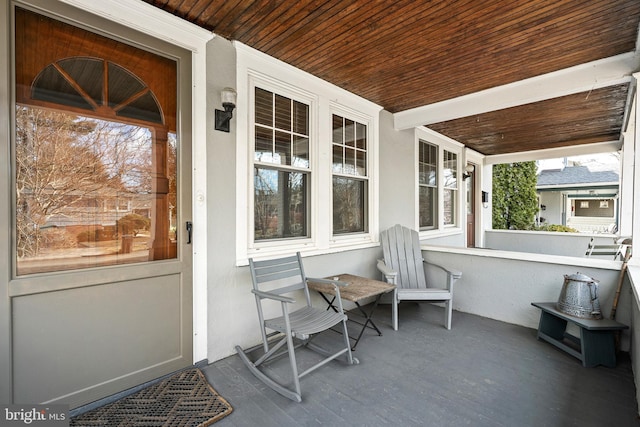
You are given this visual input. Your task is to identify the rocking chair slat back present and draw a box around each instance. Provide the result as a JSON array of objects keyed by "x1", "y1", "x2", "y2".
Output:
[
  {"x1": 250, "y1": 253, "x2": 311, "y2": 305},
  {"x1": 236, "y1": 252, "x2": 359, "y2": 402}
]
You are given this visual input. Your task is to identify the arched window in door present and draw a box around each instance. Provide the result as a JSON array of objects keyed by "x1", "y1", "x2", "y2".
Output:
[{"x1": 32, "y1": 57, "x2": 164, "y2": 124}]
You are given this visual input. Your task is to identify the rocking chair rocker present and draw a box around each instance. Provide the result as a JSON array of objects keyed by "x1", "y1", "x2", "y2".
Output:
[{"x1": 235, "y1": 252, "x2": 359, "y2": 402}]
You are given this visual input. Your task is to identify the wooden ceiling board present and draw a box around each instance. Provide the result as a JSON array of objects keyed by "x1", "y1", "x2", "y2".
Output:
[
  {"x1": 427, "y1": 84, "x2": 630, "y2": 155},
  {"x1": 141, "y1": 0, "x2": 640, "y2": 156}
]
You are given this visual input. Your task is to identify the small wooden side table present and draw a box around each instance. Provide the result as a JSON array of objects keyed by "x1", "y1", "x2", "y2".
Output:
[
  {"x1": 308, "y1": 274, "x2": 396, "y2": 349},
  {"x1": 531, "y1": 302, "x2": 628, "y2": 368}
]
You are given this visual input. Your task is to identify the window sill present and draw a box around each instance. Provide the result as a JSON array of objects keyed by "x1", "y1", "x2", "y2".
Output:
[
  {"x1": 418, "y1": 227, "x2": 463, "y2": 240},
  {"x1": 238, "y1": 239, "x2": 379, "y2": 266}
]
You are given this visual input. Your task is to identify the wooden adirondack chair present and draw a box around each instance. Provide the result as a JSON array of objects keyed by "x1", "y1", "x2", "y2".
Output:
[
  {"x1": 235, "y1": 252, "x2": 358, "y2": 402},
  {"x1": 377, "y1": 224, "x2": 462, "y2": 330}
]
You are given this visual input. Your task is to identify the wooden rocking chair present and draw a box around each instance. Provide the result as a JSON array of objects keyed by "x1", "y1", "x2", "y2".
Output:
[
  {"x1": 377, "y1": 224, "x2": 462, "y2": 330},
  {"x1": 235, "y1": 252, "x2": 358, "y2": 402}
]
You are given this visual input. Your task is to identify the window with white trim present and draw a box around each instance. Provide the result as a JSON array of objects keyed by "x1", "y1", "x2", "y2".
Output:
[
  {"x1": 443, "y1": 149, "x2": 459, "y2": 226},
  {"x1": 332, "y1": 114, "x2": 368, "y2": 234},
  {"x1": 237, "y1": 44, "x2": 380, "y2": 263},
  {"x1": 417, "y1": 135, "x2": 462, "y2": 234},
  {"x1": 253, "y1": 87, "x2": 310, "y2": 240},
  {"x1": 418, "y1": 141, "x2": 437, "y2": 229}
]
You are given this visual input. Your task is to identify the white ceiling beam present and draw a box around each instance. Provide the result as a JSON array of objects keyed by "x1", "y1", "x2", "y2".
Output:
[
  {"x1": 394, "y1": 52, "x2": 640, "y2": 130},
  {"x1": 57, "y1": 0, "x2": 214, "y2": 52},
  {"x1": 484, "y1": 141, "x2": 621, "y2": 165}
]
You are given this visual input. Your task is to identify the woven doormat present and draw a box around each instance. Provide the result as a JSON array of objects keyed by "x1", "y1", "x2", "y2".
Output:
[{"x1": 70, "y1": 368, "x2": 232, "y2": 426}]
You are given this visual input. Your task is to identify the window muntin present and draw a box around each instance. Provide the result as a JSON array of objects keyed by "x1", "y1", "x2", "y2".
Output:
[
  {"x1": 254, "y1": 87, "x2": 310, "y2": 240},
  {"x1": 332, "y1": 114, "x2": 368, "y2": 234},
  {"x1": 419, "y1": 141, "x2": 437, "y2": 229}
]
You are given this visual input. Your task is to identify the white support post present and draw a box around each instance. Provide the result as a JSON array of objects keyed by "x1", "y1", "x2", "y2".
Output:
[
  {"x1": 630, "y1": 73, "x2": 639, "y2": 266},
  {"x1": 620, "y1": 121, "x2": 635, "y2": 237}
]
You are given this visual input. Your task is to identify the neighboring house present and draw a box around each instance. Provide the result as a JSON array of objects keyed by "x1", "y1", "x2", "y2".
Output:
[{"x1": 537, "y1": 160, "x2": 620, "y2": 233}]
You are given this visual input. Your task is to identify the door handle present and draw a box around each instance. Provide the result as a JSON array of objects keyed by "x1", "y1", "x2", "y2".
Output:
[{"x1": 186, "y1": 221, "x2": 193, "y2": 244}]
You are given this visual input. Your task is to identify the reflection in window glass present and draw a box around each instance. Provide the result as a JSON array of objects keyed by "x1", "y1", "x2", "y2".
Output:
[
  {"x1": 254, "y1": 87, "x2": 310, "y2": 240},
  {"x1": 333, "y1": 177, "x2": 365, "y2": 234},
  {"x1": 15, "y1": 107, "x2": 177, "y2": 275},
  {"x1": 254, "y1": 168, "x2": 308, "y2": 239},
  {"x1": 254, "y1": 87, "x2": 309, "y2": 168}
]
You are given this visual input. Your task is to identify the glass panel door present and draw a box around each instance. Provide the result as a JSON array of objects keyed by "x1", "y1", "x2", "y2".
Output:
[{"x1": 15, "y1": 108, "x2": 177, "y2": 274}]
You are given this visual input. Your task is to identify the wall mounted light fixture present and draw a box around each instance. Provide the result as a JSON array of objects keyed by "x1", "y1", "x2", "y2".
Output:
[
  {"x1": 214, "y1": 87, "x2": 237, "y2": 132},
  {"x1": 462, "y1": 163, "x2": 475, "y2": 180}
]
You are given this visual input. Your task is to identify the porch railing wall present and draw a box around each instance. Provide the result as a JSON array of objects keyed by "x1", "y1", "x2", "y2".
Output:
[
  {"x1": 485, "y1": 230, "x2": 620, "y2": 258},
  {"x1": 421, "y1": 246, "x2": 631, "y2": 352}
]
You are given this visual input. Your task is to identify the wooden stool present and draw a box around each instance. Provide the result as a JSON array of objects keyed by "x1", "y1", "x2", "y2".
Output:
[{"x1": 531, "y1": 302, "x2": 628, "y2": 368}]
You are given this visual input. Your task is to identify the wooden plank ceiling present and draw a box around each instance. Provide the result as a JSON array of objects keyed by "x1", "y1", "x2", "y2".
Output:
[{"x1": 143, "y1": 0, "x2": 640, "y2": 156}]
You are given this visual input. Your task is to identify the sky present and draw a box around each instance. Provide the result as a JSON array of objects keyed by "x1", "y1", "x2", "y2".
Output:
[{"x1": 537, "y1": 152, "x2": 620, "y2": 173}]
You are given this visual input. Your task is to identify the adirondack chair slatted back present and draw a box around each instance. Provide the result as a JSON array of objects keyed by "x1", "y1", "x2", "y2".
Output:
[{"x1": 381, "y1": 224, "x2": 428, "y2": 289}]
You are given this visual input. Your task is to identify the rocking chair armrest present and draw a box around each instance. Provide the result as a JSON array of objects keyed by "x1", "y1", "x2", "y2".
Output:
[
  {"x1": 306, "y1": 277, "x2": 348, "y2": 302},
  {"x1": 251, "y1": 289, "x2": 295, "y2": 304},
  {"x1": 376, "y1": 259, "x2": 398, "y2": 284},
  {"x1": 423, "y1": 260, "x2": 462, "y2": 280}
]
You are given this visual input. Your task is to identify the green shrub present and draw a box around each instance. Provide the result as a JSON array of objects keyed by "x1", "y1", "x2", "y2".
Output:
[
  {"x1": 117, "y1": 214, "x2": 150, "y2": 236},
  {"x1": 533, "y1": 224, "x2": 579, "y2": 233}
]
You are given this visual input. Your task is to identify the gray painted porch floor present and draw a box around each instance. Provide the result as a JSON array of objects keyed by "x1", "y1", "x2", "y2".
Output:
[{"x1": 202, "y1": 304, "x2": 638, "y2": 426}]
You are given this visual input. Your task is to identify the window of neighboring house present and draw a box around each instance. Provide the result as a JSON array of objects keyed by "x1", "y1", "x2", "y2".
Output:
[
  {"x1": 253, "y1": 87, "x2": 310, "y2": 240},
  {"x1": 332, "y1": 114, "x2": 368, "y2": 234},
  {"x1": 417, "y1": 134, "x2": 462, "y2": 234}
]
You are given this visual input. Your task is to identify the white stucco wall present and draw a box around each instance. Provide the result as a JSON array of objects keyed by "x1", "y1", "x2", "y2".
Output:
[
  {"x1": 205, "y1": 36, "x2": 242, "y2": 363},
  {"x1": 378, "y1": 110, "x2": 416, "y2": 230},
  {"x1": 423, "y1": 246, "x2": 632, "y2": 351}
]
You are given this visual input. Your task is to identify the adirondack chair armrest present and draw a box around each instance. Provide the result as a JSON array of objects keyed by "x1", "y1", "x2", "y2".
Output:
[
  {"x1": 376, "y1": 259, "x2": 398, "y2": 284},
  {"x1": 423, "y1": 260, "x2": 462, "y2": 280},
  {"x1": 251, "y1": 289, "x2": 295, "y2": 304}
]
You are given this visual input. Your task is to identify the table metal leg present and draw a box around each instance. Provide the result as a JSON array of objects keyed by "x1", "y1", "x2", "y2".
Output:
[
  {"x1": 314, "y1": 290, "x2": 392, "y2": 350},
  {"x1": 350, "y1": 295, "x2": 385, "y2": 350},
  {"x1": 318, "y1": 292, "x2": 339, "y2": 312}
]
